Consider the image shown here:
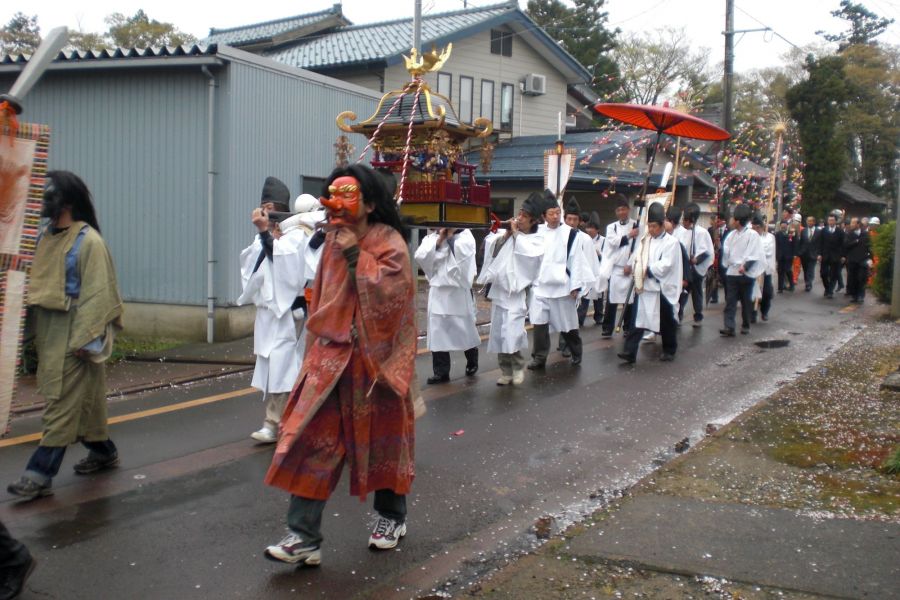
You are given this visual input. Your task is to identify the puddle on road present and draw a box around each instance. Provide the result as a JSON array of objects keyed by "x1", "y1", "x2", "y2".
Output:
[{"x1": 754, "y1": 339, "x2": 791, "y2": 349}]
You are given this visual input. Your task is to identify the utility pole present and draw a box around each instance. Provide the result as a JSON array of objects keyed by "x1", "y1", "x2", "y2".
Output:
[
  {"x1": 413, "y1": 0, "x2": 422, "y2": 54},
  {"x1": 723, "y1": 0, "x2": 734, "y2": 134}
]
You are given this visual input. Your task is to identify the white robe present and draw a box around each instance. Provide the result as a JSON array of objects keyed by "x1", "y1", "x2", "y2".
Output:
[
  {"x1": 477, "y1": 230, "x2": 543, "y2": 354},
  {"x1": 605, "y1": 219, "x2": 639, "y2": 304},
  {"x1": 723, "y1": 226, "x2": 766, "y2": 278},
  {"x1": 238, "y1": 231, "x2": 305, "y2": 394},
  {"x1": 530, "y1": 223, "x2": 594, "y2": 332},
  {"x1": 675, "y1": 225, "x2": 714, "y2": 277},
  {"x1": 753, "y1": 231, "x2": 777, "y2": 301},
  {"x1": 585, "y1": 233, "x2": 610, "y2": 300},
  {"x1": 414, "y1": 230, "x2": 481, "y2": 352},
  {"x1": 632, "y1": 232, "x2": 683, "y2": 332}
]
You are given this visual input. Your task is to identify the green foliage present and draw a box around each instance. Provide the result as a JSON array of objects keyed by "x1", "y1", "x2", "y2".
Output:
[
  {"x1": 0, "y1": 12, "x2": 40, "y2": 55},
  {"x1": 883, "y1": 446, "x2": 900, "y2": 476},
  {"x1": 870, "y1": 221, "x2": 895, "y2": 303},
  {"x1": 67, "y1": 30, "x2": 110, "y2": 52},
  {"x1": 526, "y1": 0, "x2": 620, "y2": 98},
  {"x1": 818, "y1": 0, "x2": 895, "y2": 49},
  {"x1": 786, "y1": 54, "x2": 853, "y2": 215},
  {"x1": 106, "y1": 10, "x2": 196, "y2": 49}
]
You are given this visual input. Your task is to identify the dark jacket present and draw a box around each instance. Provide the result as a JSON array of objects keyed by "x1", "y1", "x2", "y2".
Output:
[
  {"x1": 819, "y1": 226, "x2": 844, "y2": 262},
  {"x1": 796, "y1": 226, "x2": 818, "y2": 260},
  {"x1": 775, "y1": 230, "x2": 797, "y2": 261},
  {"x1": 842, "y1": 229, "x2": 871, "y2": 264}
]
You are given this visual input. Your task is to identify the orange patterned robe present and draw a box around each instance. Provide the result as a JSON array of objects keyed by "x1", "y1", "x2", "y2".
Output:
[{"x1": 265, "y1": 223, "x2": 417, "y2": 500}]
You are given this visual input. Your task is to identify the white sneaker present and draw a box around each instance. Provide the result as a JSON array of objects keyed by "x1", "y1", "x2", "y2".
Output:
[
  {"x1": 264, "y1": 532, "x2": 321, "y2": 565},
  {"x1": 497, "y1": 375, "x2": 512, "y2": 386},
  {"x1": 368, "y1": 516, "x2": 406, "y2": 550},
  {"x1": 641, "y1": 332, "x2": 657, "y2": 343},
  {"x1": 250, "y1": 426, "x2": 277, "y2": 444},
  {"x1": 512, "y1": 369, "x2": 525, "y2": 385}
]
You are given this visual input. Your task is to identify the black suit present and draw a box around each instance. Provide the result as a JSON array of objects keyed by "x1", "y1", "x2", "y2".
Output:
[
  {"x1": 775, "y1": 230, "x2": 797, "y2": 291},
  {"x1": 818, "y1": 226, "x2": 844, "y2": 297},
  {"x1": 796, "y1": 227, "x2": 819, "y2": 290},
  {"x1": 843, "y1": 230, "x2": 871, "y2": 302}
]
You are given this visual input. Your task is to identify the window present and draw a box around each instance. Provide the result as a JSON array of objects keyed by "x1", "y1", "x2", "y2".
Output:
[
  {"x1": 500, "y1": 83, "x2": 514, "y2": 130},
  {"x1": 481, "y1": 80, "x2": 494, "y2": 122},
  {"x1": 490, "y1": 29, "x2": 513, "y2": 57},
  {"x1": 437, "y1": 72, "x2": 452, "y2": 98},
  {"x1": 301, "y1": 176, "x2": 325, "y2": 196},
  {"x1": 459, "y1": 76, "x2": 473, "y2": 123}
]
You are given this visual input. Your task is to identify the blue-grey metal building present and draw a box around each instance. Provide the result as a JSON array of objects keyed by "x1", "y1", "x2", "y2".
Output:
[{"x1": 0, "y1": 44, "x2": 378, "y2": 341}]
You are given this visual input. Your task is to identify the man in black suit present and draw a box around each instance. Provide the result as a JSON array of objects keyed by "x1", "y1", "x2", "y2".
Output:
[
  {"x1": 709, "y1": 213, "x2": 729, "y2": 304},
  {"x1": 843, "y1": 217, "x2": 871, "y2": 303},
  {"x1": 774, "y1": 222, "x2": 797, "y2": 292},
  {"x1": 818, "y1": 213, "x2": 844, "y2": 299},
  {"x1": 796, "y1": 215, "x2": 819, "y2": 291}
]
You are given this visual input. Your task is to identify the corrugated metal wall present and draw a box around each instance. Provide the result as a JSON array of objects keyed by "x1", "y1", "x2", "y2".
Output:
[
  {"x1": 1, "y1": 58, "x2": 377, "y2": 307},
  {"x1": 0, "y1": 69, "x2": 209, "y2": 305},
  {"x1": 214, "y1": 59, "x2": 376, "y2": 304}
]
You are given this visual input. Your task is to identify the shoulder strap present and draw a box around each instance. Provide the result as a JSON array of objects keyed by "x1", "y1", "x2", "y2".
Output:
[{"x1": 566, "y1": 228, "x2": 577, "y2": 257}]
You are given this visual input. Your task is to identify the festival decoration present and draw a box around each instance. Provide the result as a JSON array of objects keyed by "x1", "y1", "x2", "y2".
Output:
[{"x1": 336, "y1": 44, "x2": 494, "y2": 227}]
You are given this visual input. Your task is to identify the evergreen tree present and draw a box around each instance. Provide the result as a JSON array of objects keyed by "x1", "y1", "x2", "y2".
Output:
[
  {"x1": 0, "y1": 13, "x2": 40, "y2": 55},
  {"x1": 818, "y1": 0, "x2": 894, "y2": 49},
  {"x1": 106, "y1": 10, "x2": 196, "y2": 49}
]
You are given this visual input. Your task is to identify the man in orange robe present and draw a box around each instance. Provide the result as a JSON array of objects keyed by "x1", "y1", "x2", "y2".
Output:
[{"x1": 264, "y1": 164, "x2": 416, "y2": 566}]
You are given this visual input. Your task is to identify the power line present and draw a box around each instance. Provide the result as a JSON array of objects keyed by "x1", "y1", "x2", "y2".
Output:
[{"x1": 733, "y1": 3, "x2": 801, "y2": 49}]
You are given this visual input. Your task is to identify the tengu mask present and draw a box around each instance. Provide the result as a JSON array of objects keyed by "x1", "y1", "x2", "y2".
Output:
[{"x1": 320, "y1": 176, "x2": 365, "y2": 226}]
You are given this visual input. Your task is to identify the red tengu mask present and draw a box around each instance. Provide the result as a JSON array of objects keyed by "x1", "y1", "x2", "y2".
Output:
[{"x1": 320, "y1": 176, "x2": 364, "y2": 226}]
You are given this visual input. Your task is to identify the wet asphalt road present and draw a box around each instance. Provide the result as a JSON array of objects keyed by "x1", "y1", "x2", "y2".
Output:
[{"x1": 0, "y1": 288, "x2": 867, "y2": 599}]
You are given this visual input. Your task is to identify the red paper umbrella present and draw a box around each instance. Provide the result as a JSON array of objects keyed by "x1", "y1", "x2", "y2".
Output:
[{"x1": 592, "y1": 103, "x2": 731, "y2": 141}]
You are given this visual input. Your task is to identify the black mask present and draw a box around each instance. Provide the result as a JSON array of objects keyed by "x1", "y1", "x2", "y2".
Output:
[{"x1": 41, "y1": 181, "x2": 65, "y2": 221}]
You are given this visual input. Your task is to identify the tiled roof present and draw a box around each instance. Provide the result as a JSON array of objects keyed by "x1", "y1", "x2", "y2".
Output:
[
  {"x1": 205, "y1": 6, "x2": 346, "y2": 47},
  {"x1": 265, "y1": 2, "x2": 515, "y2": 69},
  {"x1": 837, "y1": 181, "x2": 889, "y2": 206},
  {"x1": 0, "y1": 44, "x2": 218, "y2": 65}
]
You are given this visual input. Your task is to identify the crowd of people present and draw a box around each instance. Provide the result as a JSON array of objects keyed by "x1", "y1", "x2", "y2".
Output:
[{"x1": 0, "y1": 163, "x2": 879, "y2": 585}]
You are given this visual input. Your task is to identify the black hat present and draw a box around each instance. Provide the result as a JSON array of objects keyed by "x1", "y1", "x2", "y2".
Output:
[
  {"x1": 612, "y1": 193, "x2": 629, "y2": 209},
  {"x1": 783, "y1": 206, "x2": 794, "y2": 214},
  {"x1": 666, "y1": 206, "x2": 682, "y2": 224},
  {"x1": 540, "y1": 189, "x2": 559, "y2": 214},
  {"x1": 683, "y1": 203, "x2": 700, "y2": 223},
  {"x1": 261, "y1": 177, "x2": 291, "y2": 212},
  {"x1": 522, "y1": 192, "x2": 545, "y2": 219},
  {"x1": 580, "y1": 211, "x2": 590, "y2": 223},
  {"x1": 588, "y1": 211, "x2": 602, "y2": 229},
  {"x1": 733, "y1": 203, "x2": 752, "y2": 225},
  {"x1": 751, "y1": 212, "x2": 765, "y2": 227},
  {"x1": 648, "y1": 202, "x2": 665, "y2": 225},
  {"x1": 564, "y1": 196, "x2": 581, "y2": 216}
]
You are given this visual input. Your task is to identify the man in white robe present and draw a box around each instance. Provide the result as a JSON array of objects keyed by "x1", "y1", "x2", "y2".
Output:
[
  {"x1": 617, "y1": 203, "x2": 683, "y2": 363},
  {"x1": 561, "y1": 197, "x2": 601, "y2": 355},
  {"x1": 601, "y1": 194, "x2": 640, "y2": 337},
  {"x1": 578, "y1": 211, "x2": 608, "y2": 327},
  {"x1": 414, "y1": 228, "x2": 481, "y2": 384},
  {"x1": 238, "y1": 179, "x2": 306, "y2": 444},
  {"x1": 675, "y1": 203, "x2": 714, "y2": 326},
  {"x1": 751, "y1": 213, "x2": 776, "y2": 323},
  {"x1": 528, "y1": 194, "x2": 595, "y2": 368},
  {"x1": 477, "y1": 193, "x2": 544, "y2": 385},
  {"x1": 720, "y1": 204, "x2": 766, "y2": 336}
]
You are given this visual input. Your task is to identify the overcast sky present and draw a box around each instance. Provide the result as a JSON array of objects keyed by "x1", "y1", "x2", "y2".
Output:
[{"x1": 3, "y1": 0, "x2": 899, "y2": 73}]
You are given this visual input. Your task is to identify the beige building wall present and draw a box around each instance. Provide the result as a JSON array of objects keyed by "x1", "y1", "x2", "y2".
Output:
[
  {"x1": 122, "y1": 302, "x2": 256, "y2": 342},
  {"x1": 379, "y1": 26, "x2": 570, "y2": 137}
]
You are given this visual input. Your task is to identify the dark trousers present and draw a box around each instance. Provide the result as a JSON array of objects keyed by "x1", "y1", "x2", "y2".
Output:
[
  {"x1": 777, "y1": 258, "x2": 794, "y2": 291},
  {"x1": 25, "y1": 439, "x2": 117, "y2": 484},
  {"x1": 577, "y1": 297, "x2": 603, "y2": 327},
  {"x1": 821, "y1": 259, "x2": 841, "y2": 295},
  {"x1": 288, "y1": 489, "x2": 406, "y2": 546},
  {"x1": 0, "y1": 521, "x2": 30, "y2": 571},
  {"x1": 724, "y1": 275, "x2": 754, "y2": 331},
  {"x1": 836, "y1": 264, "x2": 845, "y2": 290},
  {"x1": 801, "y1": 257, "x2": 816, "y2": 290},
  {"x1": 622, "y1": 295, "x2": 677, "y2": 358},
  {"x1": 846, "y1": 262, "x2": 868, "y2": 301},
  {"x1": 602, "y1": 302, "x2": 633, "y2": 334},
  {"x1": 754, "y1": 274, "x2": 774, "y2": 319},
  {"x1": 532, "y1": 323, "x2": 582, "y2": 364},
  {"x1": 678, "y1": 269, "x2": 704, "y2": 322},
  {"x1": 431, "y1": 348, "x2": 478, "y2": 377}
]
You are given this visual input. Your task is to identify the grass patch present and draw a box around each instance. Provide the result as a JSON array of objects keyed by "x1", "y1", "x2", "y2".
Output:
[
  {"x1": 883, "y1": 446, "x2": 900, "y2": 476},
  {"x1": 110, "y1": 336, "x2": 184, "y2": 363}
]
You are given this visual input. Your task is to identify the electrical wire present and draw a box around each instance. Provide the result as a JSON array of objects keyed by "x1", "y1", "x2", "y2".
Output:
[{"x1": 733, "y1": 3, "x2": 802, "y2": 49}]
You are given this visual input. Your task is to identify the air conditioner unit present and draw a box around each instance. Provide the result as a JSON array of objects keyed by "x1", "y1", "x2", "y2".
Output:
[
  {"x1": 523, "y1": 73, "x2": 546, "y2": 96},
  {"x1": 565, "y1": 114, "x2": 577, "y2": 128}
]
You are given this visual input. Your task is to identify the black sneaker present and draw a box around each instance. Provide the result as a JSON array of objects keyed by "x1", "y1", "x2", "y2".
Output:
[
  {"x1": 740, "y1": 326, "x2": 750, "y2": 335},
  {"x1": 719, "y1": 328, "x2": 735, "y2": 337},
  {"x1": 526, "y1": 360, "x2": 545, "y2": 370},
  {"x1": 465, "y1": 364, "x2": 478, "y2": 376},
  {"x1": 617, "y1": 352, "x2": 635, "y2": 364},
  {"x1": 426, "y1": 375, "x2": 449, "y2": 385},
  {"x1": 73, "y1": 453, "x2": 120, "y2": 475},
  {"x1": 0, "y1": 555, "x2": 36, "y2": 599},
  {"x1": 659, "y1": 353, "x2": 675, "y2": 362},
  {"x1": 7, "y1": 477, "x2": 52, "y2": 500}
]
